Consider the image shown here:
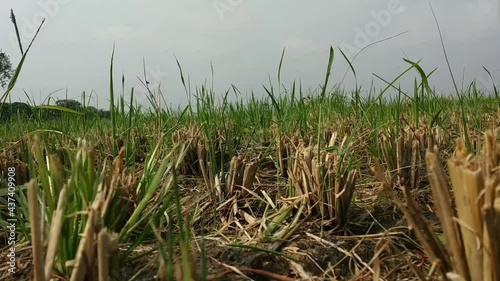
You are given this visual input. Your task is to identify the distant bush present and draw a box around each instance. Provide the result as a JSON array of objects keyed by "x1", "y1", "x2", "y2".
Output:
[
  {"x1": 56, "y1": 99, "x2": 83, "y2": 111},
  {"x1": 0, "y1": 99, "x2": 111, "y2": 122},
  {"x1": 0, "y1": 102, "x2": 32, "y2": 121},
  {"x1": 97, "y1": 109, "x2": 111, "y2": 118}
]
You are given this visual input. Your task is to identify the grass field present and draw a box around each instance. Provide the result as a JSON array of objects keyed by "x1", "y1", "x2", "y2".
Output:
[{"x1": 1, "y1": 16, "x2": 500, "y2": 281}]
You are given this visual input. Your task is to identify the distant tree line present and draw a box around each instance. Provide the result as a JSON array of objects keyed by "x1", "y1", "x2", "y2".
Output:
[
  {"x1": 0, "y1": 99, "x2": 111, "y2": 122},
  {"x1": 1, "y1": 48, "x2": 111, "y2": 122},
  {"x1": 0, "y1": 49, "x2": 13, "y2": 89}
]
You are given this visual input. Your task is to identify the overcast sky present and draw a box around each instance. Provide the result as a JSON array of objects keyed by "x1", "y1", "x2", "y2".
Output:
[{"x1": 1, "y1": 0, "x2": 499, "y2": 109}]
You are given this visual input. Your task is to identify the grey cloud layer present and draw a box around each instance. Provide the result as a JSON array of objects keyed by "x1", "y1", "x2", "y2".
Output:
[{"x1": 0, "y1": 0, "x2": 499, "y2": 108}]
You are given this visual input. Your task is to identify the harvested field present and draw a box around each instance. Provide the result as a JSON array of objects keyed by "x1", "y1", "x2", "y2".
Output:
[
  {"x1": 1, "y1": 100, "x2": 499, "y2": 280},
  {"x1": 1, "y1": 10, "x2": 500, "y2": 281}
]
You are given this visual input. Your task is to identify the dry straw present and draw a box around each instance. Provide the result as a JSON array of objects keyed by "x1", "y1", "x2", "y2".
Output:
[
  {"x1": 287, "y1": 131, "x2": 357, "y2": 229},
  {"x1": 382, "y1": 129, "x2": 500, "y2": 281}
]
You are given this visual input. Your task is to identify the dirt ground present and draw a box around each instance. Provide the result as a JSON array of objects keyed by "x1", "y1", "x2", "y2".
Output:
[
  {"x1": 0, "y1": 142, "x2": 444, "y2": 281},
  {"x1": 0, "y1": 181, "x2": 440, "y2": 281}
]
